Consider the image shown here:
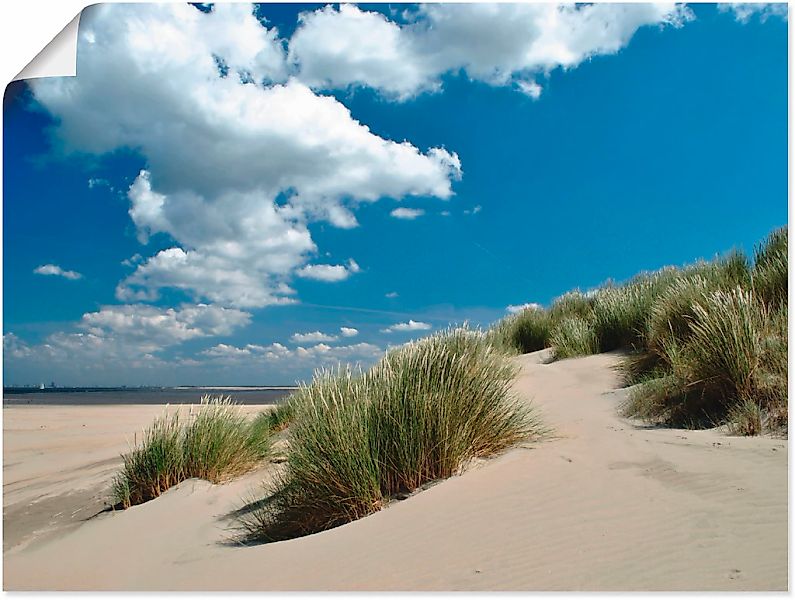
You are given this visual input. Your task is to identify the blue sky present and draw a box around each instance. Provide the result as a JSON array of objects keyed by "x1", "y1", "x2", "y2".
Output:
[{"x1": 3, "y1": 2, "x2": 788, "y2": 386}]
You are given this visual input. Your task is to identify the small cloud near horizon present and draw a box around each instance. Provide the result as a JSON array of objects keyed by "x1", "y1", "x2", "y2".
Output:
[
  {"x1": 340, "y1": 327, "x2": 359, "y2": 337},
  {"x1": 390, "y1": 207, "x2": 425, "y2": 220},
  {"x1": 296, "y1": 259, "x2": 361, "y2": 282},
  {"x1": 291, "y1": 330, "x2": 338, "y2": 343},
  {"x1": 385, "y1": 291, "x2": 399, "y2": 298},
  {"x1": 33, "y1": 264, "x2": 83, "y2": 280},
  {"x1": 382, "y1": 319, "x2": 432, "y2": 333},
  {"x1": 506, "y1": 302, "x2": 542, "y2": 314}
]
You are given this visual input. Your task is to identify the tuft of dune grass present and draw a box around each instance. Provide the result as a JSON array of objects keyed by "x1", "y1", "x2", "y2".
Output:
[
  {"x1": 251, "y1": 399, "x2": 296, "y2": 435},
  {"x1": 549, "y1": 315, "x2": 599, "y2": 359},
  {"x1": 238, "y1": 327, "x2": 542, "y2": 542},
  {"x1": 622, "y1": 284, "x2": 787, "y2": 434},
  {"x1": 591, "y1": 281, "x2": 656, "y2": 352},
  {"x1": 549, "y1": 290, "x2": 594, "y2": 323},
  {"x1": 111, "y1": 396, "x2": 271, "y2": 508},
  {"x1": 111, "y1": 413, "x2": 183, "y2": 508},
  {"x1": 687, "y1": 287, "x2": 769, "y2": 403},
  {"x1": 486, "y1": 306, "x2": 551, "y2": 354},
  {"x1": 752, "y1": 226, "x2": 788, "y2": 308}
]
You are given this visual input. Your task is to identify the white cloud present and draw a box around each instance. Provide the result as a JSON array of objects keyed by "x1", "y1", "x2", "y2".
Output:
[
  {"x1": 30, "y1": 3, "x2": 461, "y2": 309},
  {"x1": 516, "y1": 80, "x2": 543, "y2": 99},
  {"x1": 718, "y1": 3, "x2": 788, "y2": 23},
  {"x1": 390, "y1": 207, "x2": 425, "y2": 220},
  {"x1": 289, "y1": 3, "x2": 693, "y2": 100},
  {"x1": 385, "y1": 291, "x2": 399, "y2": 298},
  {"x1": 121, "y1": 253, "x2": 143, "y2": 267},
  {"x1": 463, "y1": 205, "x2": 482, "y2": 215},
  {"x1": 293, "y1": 342, "x2": 382, "y2": 362},
  {"x1": 297, "y1": 259, "x2": 360, "y2": 282},
  {"x1": 33, "y1": 264, "x2": 83, "y2": 280},
  {"x1": 382, "y1": 319, "x2": 432, "y2": 333},
  {"x1": 87, "y1": 177, "x2": 110, "y2": 189},
  {"x1": 340, "y1": 326, "x2": 359, "y2": 337},
  {"x1": 201, "y1": 343, "x2": 256, "y2": 358},
  {"x1": 201, "y1": 340, "x2": 381, "y2": 364},
  {"x1": 80, "y1": 303, "x2": 251, "y2": 351},
  {"x1": 4, "y1": 304, "x2": 250, "y2": 370},
  {"x1": 507, "y1": 302, "x2": 542, "y2": 314},
  {"x1": 291, "y1": 330, "x2": 338, "y2": 343},
  {"x1": 3, "y1": 333, "x2": 33, "y2": 359},
  {"x1": 200, "y1": 342, "x2": 293, "y2": 362}
]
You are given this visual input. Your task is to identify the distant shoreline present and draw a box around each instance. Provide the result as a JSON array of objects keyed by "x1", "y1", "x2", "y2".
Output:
[
  {"x1": 173, "y1": 386, "x2": 299, "y2": 391},
  {"x1": 3, "y1": 387, "x2": 296, "y2": 406},
  {"x1": 4, "y1": 386, "x2": 299, "y2": 395}
]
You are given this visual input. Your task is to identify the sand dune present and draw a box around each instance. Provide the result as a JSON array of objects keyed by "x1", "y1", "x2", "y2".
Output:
[{"x1": 3, "y1": 351, "x2": 787, "y2": 591}]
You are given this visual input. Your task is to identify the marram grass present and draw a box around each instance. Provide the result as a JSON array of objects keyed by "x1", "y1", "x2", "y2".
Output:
[
  {"x1": 549, "y1": 315, "x2": 599, "y2": 359},
  {"x1": 486, "y1": 225, "x2": 786, "y2": 435},
  {"x1": 238, "y1": 327, "x2": 542, "y2": 542},
  {"x1": 251, "y1": 399, "x2": 295, "y2": 435},
  {"x1": 485, "y1": 306, "x2": 551, "y2": 354},
  {"x1": 111, "y1": 396, "x2": 271, "y2": 508}
]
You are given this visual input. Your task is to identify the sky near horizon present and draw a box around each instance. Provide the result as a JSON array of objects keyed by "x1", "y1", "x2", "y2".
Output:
[{"x1": 3, "y1": 2, "x2": 788, "y2": 386}]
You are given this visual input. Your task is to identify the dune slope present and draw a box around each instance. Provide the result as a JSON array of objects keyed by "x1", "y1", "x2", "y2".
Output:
[{"x1": 3, "y1": 352, "x2": 787, "y2": 591}]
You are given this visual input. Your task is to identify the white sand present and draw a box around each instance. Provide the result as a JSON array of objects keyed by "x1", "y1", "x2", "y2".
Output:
[{"x1": 3, "y1": 351, "x2": 787, "y2": 590}]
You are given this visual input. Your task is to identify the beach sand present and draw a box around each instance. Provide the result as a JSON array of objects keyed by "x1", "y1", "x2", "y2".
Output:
[{"x1": 3, "y1": 351, "x2": 787, "y2": 591}]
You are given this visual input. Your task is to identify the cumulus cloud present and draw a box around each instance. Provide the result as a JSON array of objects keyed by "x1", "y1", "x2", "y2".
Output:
[
  {"x1": 80, "y1": 303, "x2": 251, "y2": 351},
  {"x1": 4, "y1": 304, "x2": 250, "y2": 371},
  {"x1": 340, "y1": 327, "x2": 358, "y2": 337},
  {"x1": 385, "y1": 291, "x2": 399, "y2": 298},
  {"x1": 30, "y1": 3, "x2": 461, "y2": 309},
  {"x1": 3, "y1": 333, "x2": 33, "y2": 359},
  {"x1": 201, "y1": 343, "x2": 258, "y2": 359},
  {"x1": 33, "y1": 264, "x2": 83, "y2": 280},
  {"x1": 289, "y1": 3, "x2": 693, "y2": 100},
  {"x1": 390, "y1": 207, "x2": 425, "y2": 220},
  {"x1": 297, "y1": 259, "x2": 361, "y2": 282},
  {"x1": 291, "y1": 330, "x2": 338, "y2": 343},
  {"x1": 507, "y1": 302, "x2": 542, "y2": 314},
  {"x1": 718, "y1": 3, "x2": 787, "y2": 23},
  {"x1": 293, "y1": 342, "x2": 382, "y2": 362},
  {"x1": 382, "y1": 319, "x2": 432, "y2": 333},
  {"x1": 201, "y1": 340, "x2": 381, "y2": 364},
  {"x1": 200, "y1": 342, "x2": 292, "y2": 362}
]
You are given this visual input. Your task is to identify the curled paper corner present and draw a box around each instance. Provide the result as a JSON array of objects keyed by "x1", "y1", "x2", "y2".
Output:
[{"x1": 13, "y1": 12, "x2": 81, "y2": 82}]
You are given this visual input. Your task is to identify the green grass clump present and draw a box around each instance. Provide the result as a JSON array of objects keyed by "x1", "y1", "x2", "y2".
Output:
[
  {"x1": 686, "y1": 288, "x2": 769, "y2": 402},
  {"x1": 486, "y1": 306, "x2": 552, "y2": 354},
  {"x1": 549, "y1": 315, "x2": 599, "y2": 359},
  {"x1": 252, "y1": 399, "x2": 296, "y2": 435},
  {"x1": 112, "y1": 396, "x2": 271, "y2": 508},
  {"x1": 645, "y1": 274, "x2": 712, "y2": 362},
  {"x1": 182, "y1": 398, "x2": 271, "y2": 483},
  {"x1": 549, "y1": 290, "x2": 594, "y2": 323},
  {"x1": 623, "y1": 284, "x2": 788, "y2": 434},
  {"x1": 111, "y1": 413, "x2": 184, "y2": 508},
  {"x1": 240, "y1": 327, "x2": 541, "y2": 542},
  {"x1": 591, "y1": 280, "x2": 657, "y2": 352},
  {"x1": 752, "y1": 226, "x2": 788, "y2": 308}
]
